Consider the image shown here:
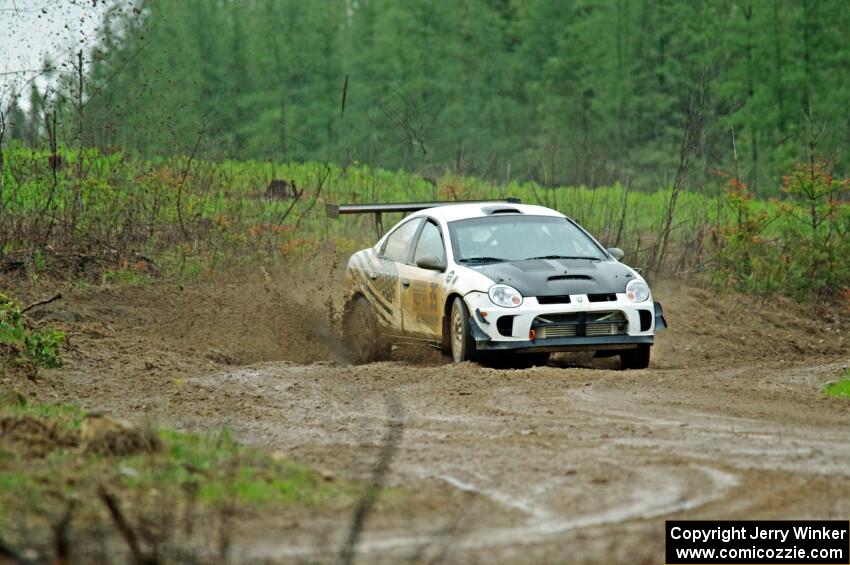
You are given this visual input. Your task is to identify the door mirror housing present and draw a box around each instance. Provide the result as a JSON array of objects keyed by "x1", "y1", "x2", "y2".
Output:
[
  {"x1": 415, "y1": 254, "x2": 447, "y2": 271},
  {"x1": 607, "y1": 247, "x2": 625, "y2": 261}
]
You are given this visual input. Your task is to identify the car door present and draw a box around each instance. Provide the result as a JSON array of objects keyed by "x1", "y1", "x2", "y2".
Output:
[
  {"x1": 369, "y1": 217, "x2": 423, "y2": 335},
  {"x1": 400, "y1": 219, "x2": 448, "y2": 340}
]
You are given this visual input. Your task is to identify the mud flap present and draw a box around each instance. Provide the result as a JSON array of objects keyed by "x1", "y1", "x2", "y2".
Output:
[
  {"x1": 468, "y1": 316, "x2": 491, "y2": 344},
  {"x1": 654, "y1": 301, "x2": 668, "y2": 331}
]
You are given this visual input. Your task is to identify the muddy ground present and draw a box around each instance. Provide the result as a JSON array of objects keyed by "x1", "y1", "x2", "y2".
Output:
[{"x1": 5, "y1": 263, "x2": 850, "y2": 564}]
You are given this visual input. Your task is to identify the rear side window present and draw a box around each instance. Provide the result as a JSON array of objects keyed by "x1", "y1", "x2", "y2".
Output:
[
  {"x1": 413, "y1": 221, "x2": 446, "y2": 264},
  {"x1": 382, "y1": 218, "x2": 423, "y2": 262}
]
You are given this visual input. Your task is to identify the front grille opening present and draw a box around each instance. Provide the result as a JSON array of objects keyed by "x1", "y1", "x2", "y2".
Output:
[
  {"x1": 639, "y1": 309, "x2": 652, "y2": 332},
  {"x1": 533, "y1": 311, "x2": 627, "y2": 339},
  {"x1": 496, "y1": 315, "x2": 515, "y2": 337},
  {"x1": 588, "y1": 293, "x2": 616, "y2": 302},
  {"x1": 537, "y1": 295, "x2": 571, "y2": 305},
  {"x1": 585, "y1": 320, "x2": 627, "y2": 336}
]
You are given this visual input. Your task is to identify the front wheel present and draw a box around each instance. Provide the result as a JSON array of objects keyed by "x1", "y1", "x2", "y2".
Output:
[
  {"x1": 620, "y1": 344, "x2": 650, "y2": 369},
  {"x1": 449, "y1": 297, "x2": 476, "y2": 363},
  {"x1": 343, "y1": 296, "x2": 390, "y2": 364}
]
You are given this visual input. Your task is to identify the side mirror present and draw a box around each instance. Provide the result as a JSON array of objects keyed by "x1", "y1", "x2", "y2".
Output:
[
  {"x1": 415, "y1": 255, "x2": 447, "y2": 272},
  {"x1": 607, "y1": 247, "x2": 625, "y2": 261}
]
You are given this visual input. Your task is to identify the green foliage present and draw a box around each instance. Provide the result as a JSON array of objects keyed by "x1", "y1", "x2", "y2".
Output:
[
  {"x1": 0, "y1": 293, "x2": 64, "y2": 369},
  {"x1": 0, "y1": 144, "x2": 718, "y2": 274},
  {"x1": 124, "y1": 428, "x2": 350, "y2": 507},
  {"x1": 775, "y1": 159, "x2": 850, "y2": 299},
  {"x1": 0, "y1": 401, "x2": 358, "y2": 553},
  {"x1": 711, "y1": 179, "x2": 779, "y2": 296},
  {"x1": 49, "y1": 0, "x2": 850, "y2": 192},
  {"x1": 1, "y1": 145, "x2": 844, "y2": 303},
  {"x1": 0, "y1": 397, "x2": 85, "y2": 429},
  {"x1": 824, "y1": 370, "x2": 850, "y2": 398},
  {"x1": 711, "y1": 159, "x2": 850, "y2": 301}
]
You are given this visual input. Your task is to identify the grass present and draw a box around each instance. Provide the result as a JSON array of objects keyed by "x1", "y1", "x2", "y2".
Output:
[
  {"x1": 0, "y1": 144, "x2": 725, "y2": 275},
  {"x1": 0, "y1": 396, "x2": 86, "y2": 427},
  {"x1": 1, "y1": 144, "x2": 847, "y2": 302},
  {"x1": 0, "y1": 398, "x2": 365, "y2": 558},
  {"x1": 0, "y1": 400, "x2": 351, "y2": 508},
  {"x1": 824, "y1": 369, "x2": 850, "y2": 398}
]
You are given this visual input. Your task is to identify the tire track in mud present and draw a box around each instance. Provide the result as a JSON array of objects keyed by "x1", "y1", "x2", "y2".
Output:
[
  {"x1": 239, "y1": 464, "x2": 737, "y2": 560},
  {"x1": 187, "y1": 361, "x2": 769, "y2": 561},
  {"x1": 556, "y1": 364, "x2": 850, "y2": 476}
]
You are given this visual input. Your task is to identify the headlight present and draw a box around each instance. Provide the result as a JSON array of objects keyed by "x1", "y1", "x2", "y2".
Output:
[
  {"x1": 626, "y1": 279, "x2": 650, "y2": 302},
  {"x1": 488, "y1": 284, "x2": 523, "y2": 308}
]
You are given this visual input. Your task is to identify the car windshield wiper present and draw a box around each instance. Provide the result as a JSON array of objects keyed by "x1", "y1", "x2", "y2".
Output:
[
  {"x1": 524, "y1": 254, "x2": 602, "y2": 261},
  {"x1": 458, "y1": 256, "x2": 508, "y2": 264}
]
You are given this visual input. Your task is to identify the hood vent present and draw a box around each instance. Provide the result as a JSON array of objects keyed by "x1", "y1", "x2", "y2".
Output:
[{"x1": 548, "y1": 274, "x2": 592, "y2": 282}]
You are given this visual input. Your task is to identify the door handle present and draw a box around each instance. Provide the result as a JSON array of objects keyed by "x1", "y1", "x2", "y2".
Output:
[{"x1": 401, "y1": 279, "x2": 410, "y2": 288}]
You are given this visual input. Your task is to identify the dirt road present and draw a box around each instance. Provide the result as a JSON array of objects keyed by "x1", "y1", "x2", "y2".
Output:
[
  {"x1": 15, "y1": 271, "x2": 850, "y2": 564},
  {"x1": 177, "y1": 356, "x2": 848, "y2": 563}
]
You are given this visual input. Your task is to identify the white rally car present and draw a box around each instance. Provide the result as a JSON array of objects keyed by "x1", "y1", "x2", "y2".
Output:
[{"x1": 329, "y1": 199, "x2": 666, "y2": 369}]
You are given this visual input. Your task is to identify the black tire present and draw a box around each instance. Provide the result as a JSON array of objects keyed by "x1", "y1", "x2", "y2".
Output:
[
  {"x1": 343, "y1": 296, "x2": 390, "y2": 364},
  {"x1": 449, "y1": 297, "x2": 476, "y2": 363},
  {"x1": 620, "y1": 344, "x2": 650, "y2": 370},
  {"x1": 520, "y1": 352, "x2": 551, "y2": 368},
  {"x1": 487, "y1": 351, "x2": 550, "y2": 369}
]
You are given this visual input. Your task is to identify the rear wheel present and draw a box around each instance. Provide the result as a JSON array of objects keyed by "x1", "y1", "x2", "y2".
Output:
[
  {"x1": 450, "y1": 297, "x2": 476, "y2": 363},
  {"x1": 620, "y1": 344, "x2": 650, "y2": 369},
  {"x1": 344, "y1": 296, "x2": 389, "y2": 364}
]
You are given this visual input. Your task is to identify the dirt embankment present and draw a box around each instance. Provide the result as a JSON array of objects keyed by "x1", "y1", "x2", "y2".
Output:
[{"x1": 2, "y1": 265, "x2": 849, "y2": 563}]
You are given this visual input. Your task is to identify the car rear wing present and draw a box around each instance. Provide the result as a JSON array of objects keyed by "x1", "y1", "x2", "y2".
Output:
[
  {"x1": 326, "y1": 198, "x2": 522, "y2": 235},
  {"x1": 325, "y1": 198, "x2": 521, "y2": 218}
]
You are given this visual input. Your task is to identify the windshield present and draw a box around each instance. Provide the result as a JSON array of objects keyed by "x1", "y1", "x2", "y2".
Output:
[{"x1": 448, "y1": 215, "x2": 607, "y2": 263}]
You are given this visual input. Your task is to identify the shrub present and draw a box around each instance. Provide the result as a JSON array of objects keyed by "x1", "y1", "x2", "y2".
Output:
[
  {"x1": 711, "y1": 178, "x2": 781, "y2": 298},
  {"x1": 776, "y1": 158, "x2": 850, "y2": 300},
  {"x1": 711, "y1": 159, "x2": 850, "y2": 302},
  {"x1": 0, "y1": 294, "x2": 64, "y2": 369}
]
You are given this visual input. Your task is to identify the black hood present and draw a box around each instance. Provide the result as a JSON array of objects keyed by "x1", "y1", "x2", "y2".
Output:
[{"x1": 469, "y1": 258, "x2": 635, "y2": 296}]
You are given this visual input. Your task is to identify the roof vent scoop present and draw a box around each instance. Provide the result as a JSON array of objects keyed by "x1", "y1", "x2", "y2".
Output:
[{"x1": 482, "y1": 205, "x2": 523, "y2": 215}]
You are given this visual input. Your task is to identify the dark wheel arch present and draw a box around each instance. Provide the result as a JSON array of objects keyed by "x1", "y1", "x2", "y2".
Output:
[{"x1": 343, "y1": 294, "x2": 390, "y2": 364}]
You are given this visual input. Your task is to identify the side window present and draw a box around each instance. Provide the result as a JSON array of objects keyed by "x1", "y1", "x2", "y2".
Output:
[
  {"x1": 381, "y1": 218, "x2": 423, "y2": 262},
  {"x1": 413, "y1": 221, "x2": 446, "y2": 264}
]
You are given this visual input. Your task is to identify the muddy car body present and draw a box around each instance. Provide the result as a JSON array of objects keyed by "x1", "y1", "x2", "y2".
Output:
[{"x1": 337, "y1": 201, "x2": 666, "y2": 368}]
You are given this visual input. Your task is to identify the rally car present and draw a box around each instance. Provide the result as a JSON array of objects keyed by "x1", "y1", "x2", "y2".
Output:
[{"x1": 328, "y1": 199, "x2": 666, "y2": 369}]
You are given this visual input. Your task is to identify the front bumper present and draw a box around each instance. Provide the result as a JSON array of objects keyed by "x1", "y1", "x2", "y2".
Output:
[
  {"x1": 464, "y1": 291, "x2": 662, "y2": 353},
  {"x1": 469, "y1": 330, "x2": 653, "y2": 353}
]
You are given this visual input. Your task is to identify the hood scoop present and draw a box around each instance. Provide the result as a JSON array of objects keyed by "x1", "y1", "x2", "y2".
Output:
[{"x1": 548, "y1": 274, "x2": 592, "y2": 282}]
